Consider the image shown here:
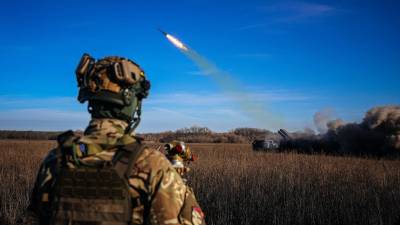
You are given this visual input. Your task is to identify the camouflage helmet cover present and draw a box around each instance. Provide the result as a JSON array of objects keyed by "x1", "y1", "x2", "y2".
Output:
[
  {"x1": 75, "y1": 53, "x2": 150, "y2": 127},
  {"x1": 76, "y1": 53, "x2": 150, "y2": 105}
]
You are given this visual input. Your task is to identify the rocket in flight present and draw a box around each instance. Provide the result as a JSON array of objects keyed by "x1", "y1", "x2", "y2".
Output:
[{"x1": 158, "y1": 28, "x2": 189, "y2": 51}]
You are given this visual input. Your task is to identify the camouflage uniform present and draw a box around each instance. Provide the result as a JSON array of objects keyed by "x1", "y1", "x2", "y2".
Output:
[
  {"x1": 23, "y1": 119, "x2": 205, "y2": 225},
  {"x1": 20, "y1": 53, "x2": 205, "y2": 225}
]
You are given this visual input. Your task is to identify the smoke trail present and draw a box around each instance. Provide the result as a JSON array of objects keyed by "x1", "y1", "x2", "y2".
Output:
[
  {"x1": 180, "y1": 48, "x2": 282, "y2": 129},
  {"x1": 160, "y1": 30, "x2": 282, "y2": 129}
]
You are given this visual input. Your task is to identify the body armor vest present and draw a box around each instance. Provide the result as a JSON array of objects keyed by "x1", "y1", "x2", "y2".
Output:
[{"x1": 50, "y1": 143, "x2": 146, "y2": 225}]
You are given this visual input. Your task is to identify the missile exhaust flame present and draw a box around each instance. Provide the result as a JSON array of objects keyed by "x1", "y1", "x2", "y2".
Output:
[
  {"x1": 166, "y1": 34, "x2": 188, "y2": 51},
  {"x1": 159, "y1": 29, "x2": 282, "y2": 129},
  {"x1": 159, "y1": 29, "x2": 188, "y2": 51}
]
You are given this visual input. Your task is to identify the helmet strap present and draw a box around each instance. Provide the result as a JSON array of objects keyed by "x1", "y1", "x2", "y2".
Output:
[{"x1": 125, "y1": 100, "x2": 142, "y2": 134}]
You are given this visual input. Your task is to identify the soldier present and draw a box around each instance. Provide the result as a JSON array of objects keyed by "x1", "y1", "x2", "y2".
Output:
[
  {"x1": 20, "y1": 54, "x2": 205, "y2": 225},
  {"x1": 163, "y1": 141, "x2": 196, "y2": 179}
]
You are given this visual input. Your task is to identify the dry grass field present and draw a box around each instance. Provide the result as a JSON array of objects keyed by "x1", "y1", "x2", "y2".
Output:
[{"x1": 1, "y1": 140, "x2": 400, "y2": 225}]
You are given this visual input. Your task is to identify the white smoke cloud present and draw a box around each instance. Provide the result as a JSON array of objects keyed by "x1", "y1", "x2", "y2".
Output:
[{"x1": 313, "y1": 108, "x2": 335, "y2": 134}]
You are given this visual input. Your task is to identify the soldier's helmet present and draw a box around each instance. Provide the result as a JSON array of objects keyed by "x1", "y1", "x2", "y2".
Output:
[
  {"x1": 75, "y1": 53, "x2": 150, "y2": 132},
  {"x1": 164, "y1": 141, "x2": 196, "y2": 164},
  {"x1": 164, "y1": 141, "x2": 196, "y2": 177}
]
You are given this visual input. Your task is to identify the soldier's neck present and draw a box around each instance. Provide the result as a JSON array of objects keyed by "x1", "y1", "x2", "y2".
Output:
[
  {"x1": 84, "y1": 118, "x2": 129, "y2": 136},
  {"x1": 80, "y1": 118, "x2": 136, "y2": 147}
]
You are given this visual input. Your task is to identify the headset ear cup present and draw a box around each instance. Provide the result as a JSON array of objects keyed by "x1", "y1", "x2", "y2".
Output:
[
  {"x1": 137, "y1": 80, "x2": 151, "y2": 100},
  {"x1": 143, "y1": 80, "x2": 151, "y2": 91}
]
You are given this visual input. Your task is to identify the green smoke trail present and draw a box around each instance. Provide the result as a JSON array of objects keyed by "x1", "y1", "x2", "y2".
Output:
[{"x1": 180, "y1": 47, "x2": 283, "y2": 130}]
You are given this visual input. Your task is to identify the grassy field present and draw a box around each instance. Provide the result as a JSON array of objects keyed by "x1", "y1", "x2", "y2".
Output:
[{"x1": 1, "y1": 140, "x2": 400, "y2": 225}]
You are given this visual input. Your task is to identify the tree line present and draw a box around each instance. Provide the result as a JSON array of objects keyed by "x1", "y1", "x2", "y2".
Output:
[
  {"x1": 0, "y1": 127, "x2": 270, "y2": 144},
  {"x1": 139, "y1": 127, "x2": 270, "y2": 143},
  {"x1": 0, "y1": 130, "x2": 62, "y2": 140}
]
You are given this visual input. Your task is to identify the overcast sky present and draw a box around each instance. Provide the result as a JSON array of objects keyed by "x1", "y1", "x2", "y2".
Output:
[{"x1": 0, "y1": 0, "x2": 399, "y2": 132}]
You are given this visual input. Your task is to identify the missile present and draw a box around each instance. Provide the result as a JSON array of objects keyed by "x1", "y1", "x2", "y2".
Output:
[
  {"x1": 158, "y1": 28, "x2": 168, "y2": 36},
  {"x1": 158, "y1": 28, "x2": 188, "y2": 51}
]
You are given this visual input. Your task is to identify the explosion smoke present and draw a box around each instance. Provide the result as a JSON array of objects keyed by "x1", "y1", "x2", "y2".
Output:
[
  {"x1": 313, "y1": 108, "x2": 334, "y2": 134},
  {"x1": 329, "y1": 106, "x2": 400, "y2": 154},
  {"x1": 362, "y1": 105, "x2": 400, "y2": 132},
  {"x1": 160, "y1": 30, "x2": 281, "y2": 129},
  {"x1": 280, "y1": 106, "x2": 400, "y2": 156},
  {"x1": 327, "y1": 119, "x2": 345, "y2": 131}
]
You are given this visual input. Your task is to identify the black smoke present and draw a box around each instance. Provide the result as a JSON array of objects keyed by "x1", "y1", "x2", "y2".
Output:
[
  {"x1": 280, "y1": 105, "x2": 400, "y2": 156},
  {"x1": 326, "y1": 105, "x2": 400, "y2": 155}
]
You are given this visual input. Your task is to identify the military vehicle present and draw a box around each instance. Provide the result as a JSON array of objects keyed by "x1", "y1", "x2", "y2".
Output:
[
  {"x1": 277, "y1": 129, "x2": 324, "y2": 153},
  {"x1": 252, "y1": 139, "x2": 279, "y2": 151},
  {"x1": 252, "y1": 129, "x2": 290, "y2": 151}
]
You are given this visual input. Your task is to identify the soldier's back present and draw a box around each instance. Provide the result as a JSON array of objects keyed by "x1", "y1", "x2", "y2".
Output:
[{"x1": 26, "y1": 129, "x2": 204, "y2": 225}]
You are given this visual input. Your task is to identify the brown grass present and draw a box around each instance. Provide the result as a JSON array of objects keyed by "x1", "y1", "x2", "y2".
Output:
[
  {"x1": 1, "y1": 141, "x2": 400, "y2": 225},
  {"x1": 0, "y1": 140, "x2": 55, "y2": 225}
]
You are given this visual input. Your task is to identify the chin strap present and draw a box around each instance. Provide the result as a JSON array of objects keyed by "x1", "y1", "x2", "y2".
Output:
[{"x1": 125, "y1": 100, "x2": 142, "y2": 135}]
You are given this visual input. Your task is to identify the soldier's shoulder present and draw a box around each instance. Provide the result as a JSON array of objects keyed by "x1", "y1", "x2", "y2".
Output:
[
  {"x1": 137, "y1": 145, "x2": 171, "y2": 169},
  {"x1": 40, "y1": 130, "x2": 73, "y2": 168},
  {"x1": 117, "y1": 143, "x2": 173, "y2": 179},
  {"x1": 42, "y1": 148, "x2": 61, "y2": 166},
  {"x1": 32, "y1": 147, "x2": 62, "y2": 188},
  {"x1": 114, "y1": 143, "x2": 176, "y2": 188}
]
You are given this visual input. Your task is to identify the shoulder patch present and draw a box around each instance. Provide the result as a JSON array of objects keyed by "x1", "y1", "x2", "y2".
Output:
[{"x1": 192, "y1": 207, "x2": 204, "y2": 225}]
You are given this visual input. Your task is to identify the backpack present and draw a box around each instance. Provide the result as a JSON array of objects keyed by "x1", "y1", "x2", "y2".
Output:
[{"x1": 50, "y1": 140, "x2": 146, "y2": 225}]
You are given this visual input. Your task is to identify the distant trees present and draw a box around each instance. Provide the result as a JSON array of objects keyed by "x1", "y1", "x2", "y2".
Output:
[
  {"x1": 154, "y1": 126, "x2": 246, "y2": 143},
  {"x1": 0, "y1": 131, "x2": 61, "y2": 140},
  {"x1": 1, "y1": 125, "x2": 399, "y2": 157},
  {"x1": 0, "y1": 126, "x2": 258, "y2": 144},
  {"x1": 0, "y1": 126, "x2": 278, "y2": 144},
  {"x1": 232, "y1": 128, "x2": 273, "y2": 142},
  {"x1": 176, "y1": 126, "x2": 212, "y2": 135},
  {"x1": 135, "y1": 126, "x2": 249, "y2": 144}
]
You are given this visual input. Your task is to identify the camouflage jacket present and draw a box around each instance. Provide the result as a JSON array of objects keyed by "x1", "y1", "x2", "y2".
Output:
[{"x1": 22, "y1": 119, "x2": 205, "y2": 225}]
